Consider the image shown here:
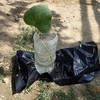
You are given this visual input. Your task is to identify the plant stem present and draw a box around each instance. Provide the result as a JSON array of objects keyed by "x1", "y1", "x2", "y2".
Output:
[
  {"x1": 31, "y1": 26, "x2": 34, "y2": 35},
  {"x1": 40, "y1": 40, "x2": 53, "y2": 61},
  {"x1": 34, "y1": 27, "x2": 53, "y2": 62}
]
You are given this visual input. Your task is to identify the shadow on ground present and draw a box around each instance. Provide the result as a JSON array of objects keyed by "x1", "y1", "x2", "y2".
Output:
[{"x1": 0, "y1": 1, "x2": 32, "y2": 44}]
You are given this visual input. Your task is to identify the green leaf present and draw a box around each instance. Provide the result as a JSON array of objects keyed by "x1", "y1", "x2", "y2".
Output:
[{"x1": 24, "y1": 4, "x2": 52, "y2": 34}]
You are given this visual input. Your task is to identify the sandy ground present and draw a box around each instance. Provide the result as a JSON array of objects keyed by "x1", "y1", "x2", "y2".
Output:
[{"x1": 0, "y1": 0, "x2": 100, "y2": 100}]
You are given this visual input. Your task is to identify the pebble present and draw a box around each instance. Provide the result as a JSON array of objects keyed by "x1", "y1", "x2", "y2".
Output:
[
  {"x1": 2, "y1": 77, "x2": 10, "y2": 84},
  {"x1": 2, "y1": 96, "x2": 4, "y2": 98}
]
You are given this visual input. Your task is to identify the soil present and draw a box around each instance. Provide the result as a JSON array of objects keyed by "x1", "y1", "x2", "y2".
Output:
[{"x1": 0, "y1": 0, "x2": 100, "y2": 100}]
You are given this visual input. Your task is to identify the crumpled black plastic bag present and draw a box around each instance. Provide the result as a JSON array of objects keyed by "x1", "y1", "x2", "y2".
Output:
[
  {"x1": 12, "y1": 42, "x2": 100, "y2": 93},
  {"x1": 50, "y1": 42, "x2": 100, "y2": 85}
]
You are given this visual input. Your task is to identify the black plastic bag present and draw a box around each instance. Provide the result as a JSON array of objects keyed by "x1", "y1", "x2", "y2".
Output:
[{"x1": 12, "y1": 42, "x2": 100, "y2": 93}]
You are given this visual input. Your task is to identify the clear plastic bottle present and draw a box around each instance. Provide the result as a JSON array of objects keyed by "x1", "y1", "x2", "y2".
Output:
[{"x1": 34, "y1": 32, "x2": 58, "y2": 74}]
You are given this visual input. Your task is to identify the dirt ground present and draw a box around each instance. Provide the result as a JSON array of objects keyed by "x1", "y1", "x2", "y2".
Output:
[{"x1": 0, "y1": 0, "x2": 100, "y2": 100}]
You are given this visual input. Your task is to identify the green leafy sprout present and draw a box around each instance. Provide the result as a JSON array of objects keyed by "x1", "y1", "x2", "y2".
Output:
[{"x1": 24, "y1": 4, "x2": 52, "y2": 35}]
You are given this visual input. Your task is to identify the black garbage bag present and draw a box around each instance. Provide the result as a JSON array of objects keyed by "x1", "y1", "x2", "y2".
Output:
[
  {"x1": 12, "y1": 50, "x2": 40, "y2": 93},
  {"x1": 50, "y1": 42, "x2": 100, "y2": 85},
  {"x1": 12, "y1": 42, "x2": 100, "y2": 93}
]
